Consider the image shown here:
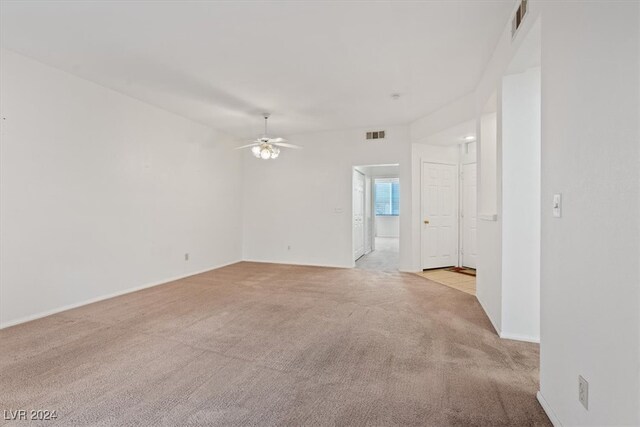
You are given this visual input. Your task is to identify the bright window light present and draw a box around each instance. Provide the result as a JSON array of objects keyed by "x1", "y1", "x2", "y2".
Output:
[{"x1": 374, "y1": 178, "x2": 399, "y2": 216}]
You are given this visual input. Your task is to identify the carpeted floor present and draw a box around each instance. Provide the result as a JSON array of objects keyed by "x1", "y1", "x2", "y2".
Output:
[
  {"x1": 0, "y1": 262, "x2": 550, "y2": 426},
  {"x1": 355, "y1": 237, "x2": 399, "y2": 272}
]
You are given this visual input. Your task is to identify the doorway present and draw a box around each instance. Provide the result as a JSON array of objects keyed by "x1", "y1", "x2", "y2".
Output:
[
  {"x1": 353, "y1": 164, "x2": 400, "y2": 271},
  {"x1": 352, "y1": 169, "x2": 365, "y2": 260},
  {"x1": 421, "y1": 162, "x2": 458, "y2": 270}
]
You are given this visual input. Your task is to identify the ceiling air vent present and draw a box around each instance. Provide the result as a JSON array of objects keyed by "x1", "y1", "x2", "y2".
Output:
[
  {"x1": 511, "y1": 0, "x2": 528, "y2": 39},
  {"x1": 366, "y1": 130, "x2": 386, "y2": 140}
]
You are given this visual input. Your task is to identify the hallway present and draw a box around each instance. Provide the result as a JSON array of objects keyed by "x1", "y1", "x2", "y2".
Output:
[{"x1": 355, "y1": 237, "x2": 399, "y2": 272}]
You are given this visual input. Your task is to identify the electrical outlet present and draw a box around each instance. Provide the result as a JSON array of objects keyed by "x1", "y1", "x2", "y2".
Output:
[
  {"x1": 578, "y1": 375, "x2": 589, "y2": 410},
  {"x1": 184, "y1": 253, "x2": 189, "y2": 261}
]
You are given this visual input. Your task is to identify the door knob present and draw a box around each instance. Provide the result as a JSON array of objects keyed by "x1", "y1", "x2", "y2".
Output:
[{"x1": 424, "y1": 219, "x2": 430, "y2": 224}]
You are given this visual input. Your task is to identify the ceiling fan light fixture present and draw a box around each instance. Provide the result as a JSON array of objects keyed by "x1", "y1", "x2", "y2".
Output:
[
  {"x1": 238, "y1": 113, "x2": 302, "y2": 159},
  {"x1": 251, "y1": 143, "x2": 281, "y2": 160}
]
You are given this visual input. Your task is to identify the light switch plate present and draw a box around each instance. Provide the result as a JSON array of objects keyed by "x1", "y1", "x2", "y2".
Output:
[
  {"x1": 553, "y1": 194, "x2": 562, "y2": 218},
  {"x1": 579, "y1": 375, "x2": 589, "y2": 410}
]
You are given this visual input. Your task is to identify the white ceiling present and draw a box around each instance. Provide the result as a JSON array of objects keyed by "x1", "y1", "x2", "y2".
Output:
[
  {"x1": 422, "y1": 119, "x2": 476, "y2": 146},
  {"x1": 0, "y1": 1, "x2": 515, "y2": 139}
]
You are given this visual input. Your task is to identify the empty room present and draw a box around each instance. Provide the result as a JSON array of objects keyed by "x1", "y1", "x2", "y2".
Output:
[{"x1": 1, "y1": 1, "x2": 638, "y2": 426}]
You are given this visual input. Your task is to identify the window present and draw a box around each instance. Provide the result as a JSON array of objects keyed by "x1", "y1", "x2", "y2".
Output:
[{"x1": 374, "y1": 178, "x2": 399, "y2": 216}]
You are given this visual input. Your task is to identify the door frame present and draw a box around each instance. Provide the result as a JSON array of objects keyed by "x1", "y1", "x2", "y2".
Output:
[
  {"x1": 364, "y1": 175, "x2": 373, "y2": 255},
  {"x1": 420, "y1": 160, "x2": 460, "y2": 271},
  {"x1": 352, "y1": 168, "x2": 366, "y2": 262}
]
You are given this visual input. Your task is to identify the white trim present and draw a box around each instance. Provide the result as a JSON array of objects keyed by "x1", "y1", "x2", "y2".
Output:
[
  {"x1": 478, "y1": 213, "x2": 498, "y2": 221},
  {"x1": 353, "y1": 168, "x2": 367, "y2": 262},
  {"x1": 537, "y1": 391, "x2": 562, "y2": 427},
  {"x1": 0, "y1": 260, "x2": 241, "y2": 330},
  {"x1": 500, "y1": 331, "x2": 540, "y2": 343}
]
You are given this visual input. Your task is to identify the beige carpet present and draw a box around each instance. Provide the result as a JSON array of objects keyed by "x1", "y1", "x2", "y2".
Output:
[{"x1": 0, "y1": 262, "x2": 549, "y2": 426}]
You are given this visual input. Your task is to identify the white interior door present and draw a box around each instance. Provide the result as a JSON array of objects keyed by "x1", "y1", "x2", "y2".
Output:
[
  {"x1": 353, "y1": 170, "x2": 365, "y2": 261},
  {"x1": 462, "y1": 163, "x2": 477, "y2": 268},
  {"x1": 421, "y1": 162, "x2": 457, "y2": 269},
  {"x1": 364, "y1": 176, "x2": 372, "y2": 254}
]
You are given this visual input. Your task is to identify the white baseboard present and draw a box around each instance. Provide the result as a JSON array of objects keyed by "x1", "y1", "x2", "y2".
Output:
[
  {"x1": 0, "y1": 260, "x2": 241, "y2": 330},
  {"x1": 500, "y1": 331, "x2": 540, "y2": 343},
  {"x1": 537, "y1": 391, "x2": 562, "y2": 426}
]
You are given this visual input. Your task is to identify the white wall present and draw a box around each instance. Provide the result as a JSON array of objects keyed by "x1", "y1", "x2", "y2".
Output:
[
  {"x1": 475, "y1": 109, "x2": 504, "y2": 333},
  {"x1": 358, "y1": 165, "x2": 400, "y2": 177},
  {"x1": 0, "y1": 49, "x2": 244, "y2": 328},
  {"x1": 460, "y1": 140, "x2": 477, "y2": 166},
  {"x1": 501, "y1": 66, "x2": 540, "y2": 342},
  {"x1": 375, "y1": 216, "x2": 399, "y2": 238},
  {"x1": 242, "y1": 126, "x2": 412, "y2": 270},
  {"x1": 469, "y1": 1, "x2": 640, "y2": 424},
  {"x1": 538, "y1": 2, "x2": 640, "y2": 425},
  {"x1": 478, "y1": 112, "x2": 498, "y2": 216},
  {"x1": 476, "y1": 214, "x2": 502, "y2": 333},
  {"x1": 410, "y1": 93, "x2": 476, "y2": 143}
]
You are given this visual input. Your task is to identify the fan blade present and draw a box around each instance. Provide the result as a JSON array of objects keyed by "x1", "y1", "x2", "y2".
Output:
[
  {"x1": 273, "y1": 142, "x2": 302, "y2": 149},
  {"x1": 268, "y1": 137, "x2": 287, "y2": 143},
  {"x1": 235, "y1": 142, "x2": 261, "y2": 149}
]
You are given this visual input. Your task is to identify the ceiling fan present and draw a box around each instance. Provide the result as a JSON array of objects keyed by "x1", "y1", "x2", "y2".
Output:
[{"x1": 236, "y1": 113, "x2": 301, "y2": 160}]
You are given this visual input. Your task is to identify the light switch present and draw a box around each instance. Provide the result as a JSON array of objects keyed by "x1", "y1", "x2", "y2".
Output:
[
  {"x1": 334, "y1": 207, "x2": 343, "y2": 214},
  {"x1": 553, "y1": 194, "x2": 562, "y2": 218}
]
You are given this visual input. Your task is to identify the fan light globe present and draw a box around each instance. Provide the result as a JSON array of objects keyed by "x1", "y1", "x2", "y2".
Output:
[
  {"x1": 251, "y1": 146, "x2": 261, "y2": 157},
  {"x1": 260, "y1": 148, "x2": 271, "y2": 159}
]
